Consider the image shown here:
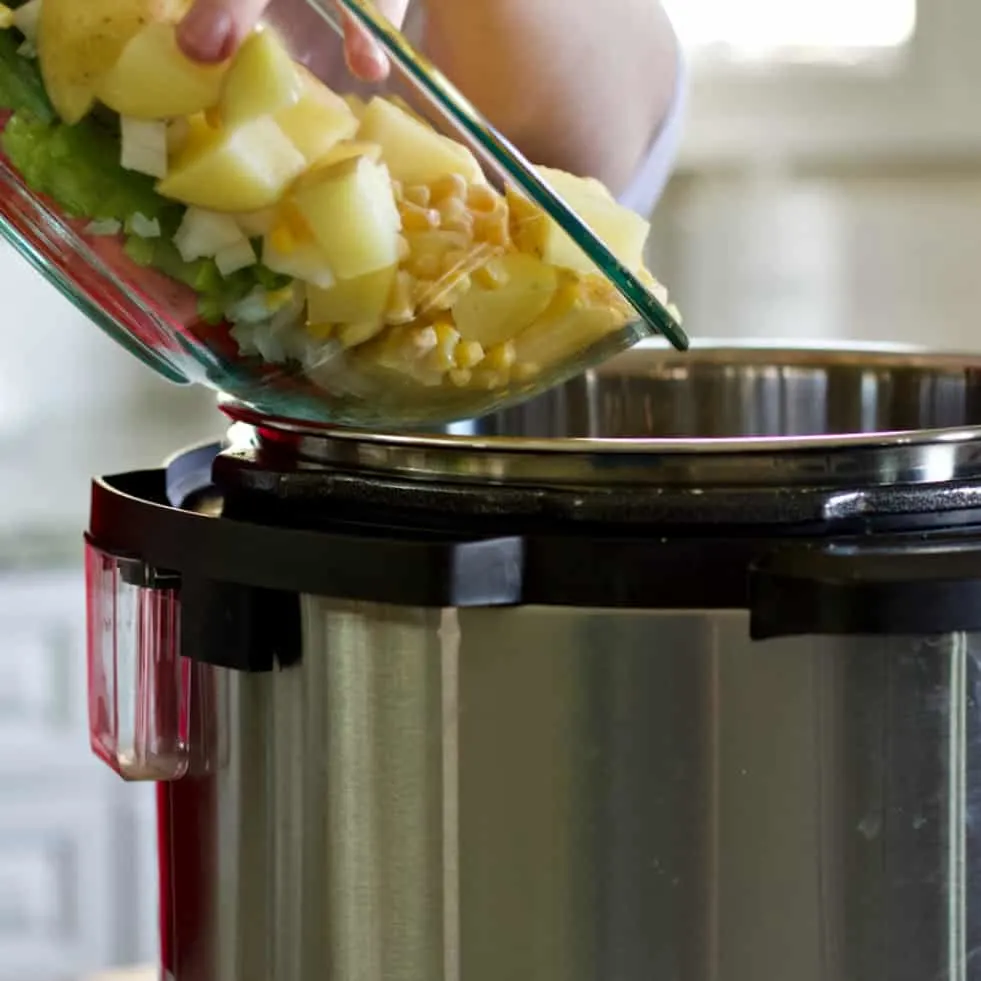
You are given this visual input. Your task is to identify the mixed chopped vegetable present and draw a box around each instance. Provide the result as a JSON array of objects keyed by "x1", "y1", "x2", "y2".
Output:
[{"x1": 0, "y1": 0, "x2": 681, "y2": 418}]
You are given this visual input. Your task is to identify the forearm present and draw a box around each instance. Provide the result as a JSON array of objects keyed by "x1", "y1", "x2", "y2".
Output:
[{"x1": 421, "y1": 0, "x2": 679, "y2": 194}]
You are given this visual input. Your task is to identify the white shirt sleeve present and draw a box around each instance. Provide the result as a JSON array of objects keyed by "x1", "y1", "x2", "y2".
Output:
[{"x1": 616, "y1": 44, "x2": 688, "y2": 215}]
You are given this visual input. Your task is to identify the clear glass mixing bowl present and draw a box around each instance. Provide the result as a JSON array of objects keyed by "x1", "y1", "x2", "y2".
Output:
[{"x1": 0, "y1": 0, "x2": 687, "y2": 427}]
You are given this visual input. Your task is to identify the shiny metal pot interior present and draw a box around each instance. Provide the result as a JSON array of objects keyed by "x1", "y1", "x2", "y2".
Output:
[
  {"x1": 141, "y1": 344, "x2": 981, "y2": 981},
  {"x1": 466, "y1": 339, "x2": 981, "y2": 440}
]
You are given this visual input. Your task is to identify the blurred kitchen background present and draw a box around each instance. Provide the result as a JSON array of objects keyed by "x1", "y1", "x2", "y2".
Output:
[{"x1": 1, "y1": 0, "x2": 977, "y2": 978}]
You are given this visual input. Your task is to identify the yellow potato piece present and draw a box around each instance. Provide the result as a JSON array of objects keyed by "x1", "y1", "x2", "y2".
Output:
[
  {"x1": 157, "y1": 116, "x2": 307, "y2": 213},
  {"x1": 38, "y1": 0, "x2": 189, "y2": 123},
  {"x1": 306, "y1": 267, "x2": 396, "y2": 328},
  {"x1": 537, "y1": 165, "x2": 616, "y2": 203},
  {"x1": 274, "y1": 67, "x2": 359, "y2": 165},
  {"x1": 356, "y1": 96, "x2": 484, "y2": 186},
  {"x1": 293, "y1": 156, "x2": 402, "y2": 281},
  {"x1": 451, "y1": 253, "x2": 558, "y2": 349},
  {"x1": 97, "y1": 22, "x2": 228, "y2": 120},
  {"x1": 165, "y1": 112, "x2": 214, "y2": 156},
  {"x1": 313, "y1": 140, "x2": 383, "y2": 169},
  {"x1": 509, "y1": 169, "x2": 650, "y2": 276},
  {"x1": 219, "y1": 27, "x2": 300, "y2": 127},
  {"x1": 511, "y1": 282, "x2": 630, "y2": 370}
]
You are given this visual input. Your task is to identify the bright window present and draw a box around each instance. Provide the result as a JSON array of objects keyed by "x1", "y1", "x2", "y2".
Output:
[{"x1": 663, "y1": 0, "x2": 917, "y2": 63}]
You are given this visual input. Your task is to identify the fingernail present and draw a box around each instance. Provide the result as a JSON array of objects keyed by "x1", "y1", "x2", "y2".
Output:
[
  {"x1": 178, "y1": 3, "x2": 236, "y2": 63},
  {"x1": 348, "y1": 35, "x2": 388, "y2": 81},
  {"x1": 342, "y1": 13, "x2": 389, "y2": 81}
]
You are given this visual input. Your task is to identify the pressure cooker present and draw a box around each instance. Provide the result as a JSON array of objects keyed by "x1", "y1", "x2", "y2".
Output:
[{"x1": 85, "y1": 341, "x2": 981, "y2": 981}]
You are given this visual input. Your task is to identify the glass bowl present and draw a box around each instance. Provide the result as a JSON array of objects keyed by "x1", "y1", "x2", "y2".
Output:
[{"x1": 0, "y1": 0, "x2": 687, "y2": 427}]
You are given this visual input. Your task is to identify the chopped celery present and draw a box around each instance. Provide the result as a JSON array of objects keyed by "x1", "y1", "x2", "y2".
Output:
[
  {"x1": 123, "y1": 235, "x2": 156, "y2": 267},
  {"x1": 254, "y1": 263, "x2": 292, "y2": 292},
  {"x1": 0, "y1": 30, "x2": 52, "y2": 122}
]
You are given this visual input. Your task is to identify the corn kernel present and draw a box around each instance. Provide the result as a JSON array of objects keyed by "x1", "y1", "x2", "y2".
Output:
[
  {"x1": 445, "y1": 214, "x2": 475, "y2": 236},
  {"x1": 448, "y1": 368, "x2": 472, "y2": 387},
  {"x1": 396, "y1": 235, "x2": 411, "y2": 263},
  {"x1": 473, "y1": 210, "x2": 510, "y2": 248},
  {"x1": 0, "y1": 4, "x2": 15, "y2": 28},
  {"x1": 410, "y1": 326, "x2": 439, "y2": 357},
  {"x1": 433, "y1": 319, "x2": 459, "y2": 346},
  {"x1": 485, "y1": 341, "x2": 516, "y2": 372},
  {"x1": 425, "y1": 320, "x2": 461, "y2": 372},
  {"x1": 430, "y1": 173, "x2": 468, "y2": 204},
  {"x1": 306, "y1": 322, "x2": 334, "y2": 340},
  {"x1": 456, "y1": 340, "x2": 485, "y2": 369},
  {"x1": 466, "y1": 183, "x2": 500, "y2": 213},
  {"x1": 399, "y1": 202, "x2": 441, "y2": 232},
  {"x1": 404, "y1": 184, "x2": 431, "y2": 208},
  {"x1": 438, "y1": 196, "x2": 469, "y2": 226},
  {"x1": 384, "y1": 270, "x2": 416, "y2": 325},
  {"x1": 472, "y1": 256, "x2": 510, "y2": 289}
]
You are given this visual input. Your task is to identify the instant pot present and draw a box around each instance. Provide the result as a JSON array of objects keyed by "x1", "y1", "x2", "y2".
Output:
[{"x1": 85, "y1": 342, "x2": 981, "y2": 981}]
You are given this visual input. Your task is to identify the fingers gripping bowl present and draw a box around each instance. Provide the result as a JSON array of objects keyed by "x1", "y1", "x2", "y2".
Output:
[{"x1": 0, "y1": 0, "x2": 686, "y2": 426}]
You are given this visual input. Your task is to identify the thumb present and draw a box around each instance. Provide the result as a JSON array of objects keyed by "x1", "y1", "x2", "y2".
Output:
[
  {"x1": 340, "y1": 0, "x2": 411, "y2": 82},
  {"x1": 177, "y1": 0, "x2": 269, "y2": 62}
]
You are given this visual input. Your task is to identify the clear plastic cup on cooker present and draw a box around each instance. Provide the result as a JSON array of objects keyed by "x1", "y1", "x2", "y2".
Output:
[{"x1": 0, "y1": 0, "x2": 687, "y2": 427}]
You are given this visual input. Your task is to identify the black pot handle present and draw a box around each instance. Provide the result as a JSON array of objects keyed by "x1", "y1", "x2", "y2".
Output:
[
  {"x1": 90, "y1": 468, "x2": 524, "y2": 609},
  {"x1": 749, "y1": 537, "x2": 981, "y2": 639}
]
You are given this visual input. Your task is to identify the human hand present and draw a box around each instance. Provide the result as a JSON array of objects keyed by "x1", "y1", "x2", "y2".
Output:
[{"x1": 176, "y1": 0, "x2": 409, "y2": 81}]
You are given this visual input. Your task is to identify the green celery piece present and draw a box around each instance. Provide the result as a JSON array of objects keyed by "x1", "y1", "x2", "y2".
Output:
[
  {"x1": 122, "y1": 235, "x2": 157, "y2": 267},
  {"x1": 0, "y1": 32, "x2": 54, "y2": 123},
  {"x1": 125, "y1": 236, "x2": 222, "y2": 294},
  {"x1": 2, "y1": 112, "x2": 179, "y2": 221},
  {"x1": 197, "y1": 294, "x2": 227, "y2": 325},
  {"x1": 254, "y1": 262, "x2": 291, "y2": 292}
]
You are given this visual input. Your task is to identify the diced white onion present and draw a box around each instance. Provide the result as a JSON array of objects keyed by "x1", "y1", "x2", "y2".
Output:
[
  {"x1": 262, "y1": 238, "x2": 335, "y2": 289},
  {"x1": 120, "y1": 117, "x2": 168, "y2": 179},
  {"x1": 13, "y1": 0, "x2": 41, "y2": 42},
  {"x1": 226, "y1": 287, "x2": 273, "y2": 325},
  {"x1": 85, "y1": 218, "x2": 122, "y2": 236},
  {"x1": 173, "y1": 207, "x2": 245, "y2": 262},
  {"x1": 215, "y1": 238, "x2": 257, "y2": 276},
  {"x1": 127, "y1": 212, "x2": 161, "y2": 238},
  {"x1": 16, "y1": 39, "x2": 35, "y2": 58}
]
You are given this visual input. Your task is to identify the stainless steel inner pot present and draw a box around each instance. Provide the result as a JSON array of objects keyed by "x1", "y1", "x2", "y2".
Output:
[
  {"x1": 469, "y1": 339, "x2": 981, "y2": 440},
  {"x1": 149, "y1": 344, "x2": 981, "y2": 981}
]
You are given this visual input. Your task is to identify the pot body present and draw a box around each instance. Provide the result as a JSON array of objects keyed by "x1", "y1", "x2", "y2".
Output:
[{"x1": 155, "y1": 603, "x2": 981, "y2": 981}]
